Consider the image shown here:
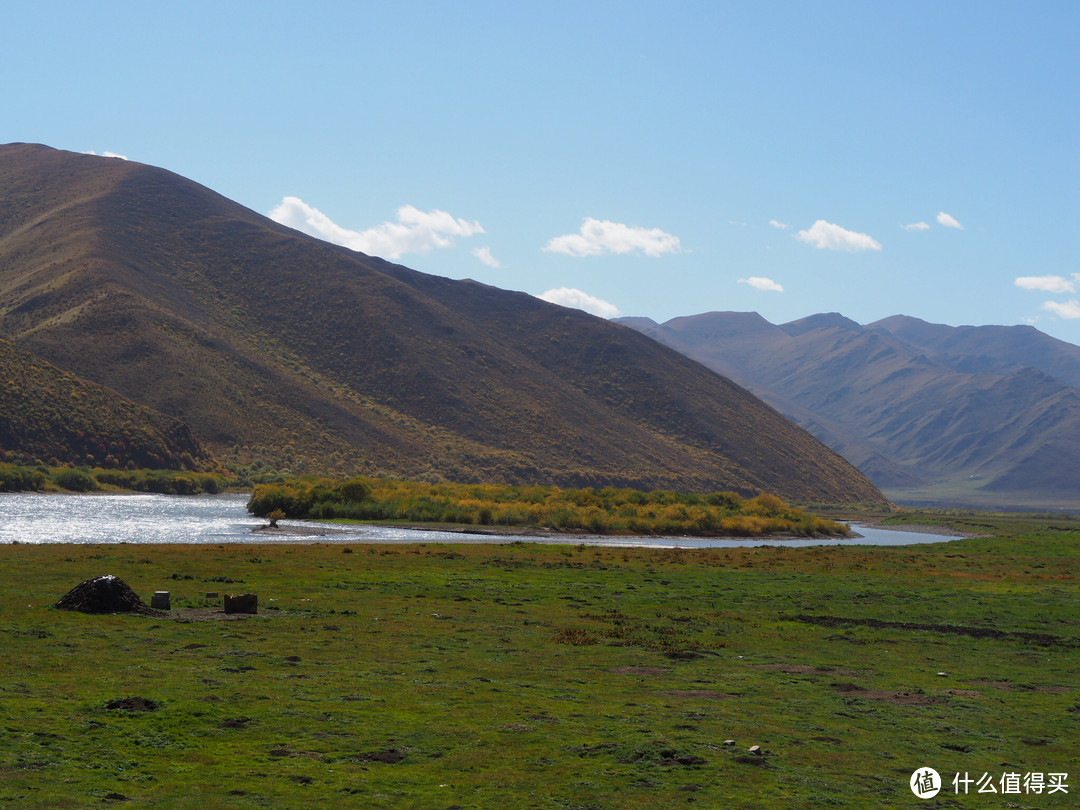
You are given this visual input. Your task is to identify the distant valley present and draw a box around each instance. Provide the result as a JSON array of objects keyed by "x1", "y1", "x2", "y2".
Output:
[{"x1": 618, "y1": 311, "x2": 1080, "y2": 510}]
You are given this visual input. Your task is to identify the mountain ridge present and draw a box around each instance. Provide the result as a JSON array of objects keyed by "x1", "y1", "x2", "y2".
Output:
[
  {"x1": 618, "y1": 310, "x2": 1080, "y2": 509},
  {"x1": 0, "y1": 143, "x2": 884, "y2": 502}
]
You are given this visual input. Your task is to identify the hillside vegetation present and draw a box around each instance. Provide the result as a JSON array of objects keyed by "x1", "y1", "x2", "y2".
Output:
[
  {"x1": 0, "y1": 338, "x2": 211, "y2": 471},
  {"x1": 0, "y1": 144, "x2": 884, "y2": 503}
]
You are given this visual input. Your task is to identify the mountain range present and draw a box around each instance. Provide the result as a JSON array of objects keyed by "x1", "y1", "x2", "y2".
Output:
[
  {"x1": 618, "y1": 311, "x2": 1080, "y2": 510},
  {"x1": 0, "y1": 143, "x2": 884, "y2": 504}
]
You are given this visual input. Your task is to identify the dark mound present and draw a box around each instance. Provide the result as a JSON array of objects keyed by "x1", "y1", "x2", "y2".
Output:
[
  {"x1": 105, "y1": 697, "x2": 159, "y2": 712},
  {"x1": 54, "y1": 575, "x2": 159, "y2": 615},
  {"x1": 359, "y1": 749, "x2": 407, "y2": 764}
]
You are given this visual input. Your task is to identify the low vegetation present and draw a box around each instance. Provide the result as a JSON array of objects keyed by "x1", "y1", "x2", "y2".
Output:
[
  {"x1": 0, "y1": 463, "x2": 229, "y2": 495},
  {"x1": 246, "y1": 476, "x2": 849, "y2": 537},
  {"x1": 0, "y1": 516, "x2": 1075, "y2": 807}
]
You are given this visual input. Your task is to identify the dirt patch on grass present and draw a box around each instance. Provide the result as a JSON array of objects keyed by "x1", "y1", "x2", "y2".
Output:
[
  {"x1": 964, "y1": 680, "x2": 1014, "y2": 690},
  {"x1": 359, "y1": 749, "x2": 407, "y2": 764},
  {"x1": 829, "y1": 683, "x2": 945, "y2": 706},
  {"x1": 172, "y1": 608, "x2": 253, "y2": 622},
  {"x1": 218, "y1": 717, "x2": 254, "y2": 729},
  {"x1": 610, "y1": 666, "x2": 671, "y2": 676},
  {"x1": 965, "y1": 680, "x2": 1071, "y2": 694},
  {"x1": 786, "y1": 614, "x2": 1074, "y2": 647},
  {"x1": 660, "y1": 755, "x2": 707, "y2": 767},
  {"x1": 748, "y1": 663, "x2": 871, "y2": 676},
  {"x1": 830, "y1": 682, "x2": 866, "y2": 693},
  {"x1": 663, "y1": 690, "x2": 738, "y2": 700},
  {"x1": 105, "y1": 697, "x2": 159, "y2": 711}
]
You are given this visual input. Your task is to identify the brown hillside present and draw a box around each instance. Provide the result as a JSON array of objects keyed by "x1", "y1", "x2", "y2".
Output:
[
  {"x1": 0, "y1": 338, "x2": 210, "y2": 470},
  {"x1": 0, "y1": 143, "x2": 884, "y2": 502}
]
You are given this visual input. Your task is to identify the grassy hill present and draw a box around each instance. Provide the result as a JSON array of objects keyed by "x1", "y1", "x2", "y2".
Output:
[{"x1": 0, "y1": 143, "x2": 884, "y2": 503}]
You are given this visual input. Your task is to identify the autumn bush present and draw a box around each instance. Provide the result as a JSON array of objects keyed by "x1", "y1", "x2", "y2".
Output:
[{"x1": 246, "y1": 476, "x2": 849, "y2": 537}]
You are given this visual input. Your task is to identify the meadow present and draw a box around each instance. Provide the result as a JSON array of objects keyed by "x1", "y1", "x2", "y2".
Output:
[{"x1": 0, "y1": 514, "x2": 1076, "y2": 808}]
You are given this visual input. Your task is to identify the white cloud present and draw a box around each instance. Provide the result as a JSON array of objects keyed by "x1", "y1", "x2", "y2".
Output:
[
  {"x1": 84, "y1": 150, "x2": 128, "y2": 160},
  {"x1": 1015, "y1": 274, "x2": 1077, "y2": 294},
  {"x1": 537, "y1": 287, "x2": 622, "y2": 318},
  {"x1": 268, "y1": 197, "x2": 484, "y2": 260},
  {"x1": 1042, "y1": 299, "x2": 1080, "y2": 319},
  {"x1": 937, "y1": 211, "x2": 964, "y2": 230},
  {"x1": 901, "y1": 221, "x2": 931, "y2": 231},
  {"x1": 768, "y1": 219, "x2": 790, "y2": 230},
  {"x1": 471, "y1": 246, "x2": 501, "y2": 268},
  {"x1": 543, "y1": 218, "x2": 682, "y2": 258},
  {"x1": 738, "y1": 276, "x2": 784, "y2": 292},
  {"x1": 795, "y1": 220, "x2": 882, "y2": 252}
]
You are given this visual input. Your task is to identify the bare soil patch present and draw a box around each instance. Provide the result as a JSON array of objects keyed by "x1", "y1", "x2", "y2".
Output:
[
  {"x1": 786, "y1": 614, "x2": 1074, "y2": 646},
  {"x1": 964, "y1": 680, "x2": 1014, "y2": 690},
  {"x1": 105, "y1": 697, "x2": 159, "y2": 712},
  {"x1": 829, "y1": 683, "x2": 945, "y2": 706},
  {"x1": 172, "y1": 608, "x2": 252, "y2": 622},
  {"x1": 609, "y1": 666, "x2": 671, "y2": 676},
  {"x1": 748, "y1": 663, "x2": 871, "y2": 676},
  {"x1": 359, "y1": 749, "x2": 407, "y2": 764},
  {"x1": 663, "y1": 690, "x2": 738, "y2": 700},
  {"x1": 660, "y1": 755, "x2": 707, "y2": 767}
]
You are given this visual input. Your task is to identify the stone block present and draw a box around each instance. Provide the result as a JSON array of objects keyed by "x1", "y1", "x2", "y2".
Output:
[{"x1": 224, "y1": 593, "x2": 258, "y2": 614}]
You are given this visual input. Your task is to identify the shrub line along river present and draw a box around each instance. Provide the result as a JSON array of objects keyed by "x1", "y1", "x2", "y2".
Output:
[{"x1": 0, "y1": 492, "x2": 967, "y2": 547}]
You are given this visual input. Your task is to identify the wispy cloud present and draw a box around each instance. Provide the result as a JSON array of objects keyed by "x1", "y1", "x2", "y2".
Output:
[
  {"x1": 1016, "y1": 274, "x2": 1080, "y2": 320},
  {"x1": 901, "y1": 221, "x2": 931, "y2": 231},
  {"x1": 937, "y1": 211, "x2": 964, "y2": 230},
  {"x1": 1042, "y1": 300, "x2": 1080, "y2": 319},
  {"x1": 543, "y1": 218, "x2": 682, "y2": 258},
  {"x1": 768, "y1": 219, "x2": 790, "y2": 230},
  {"x1": 738, "y1": 276, "x2": 784, "y2": 292},
  {"x1": 796, "y1": 220, "x2": 882, "y2": 252},
  {"x1": 1015, "y1": 274, "x2": 1077, "y2": 294},
  {"x1": 268, "y1": 197, "x2": 484, "y2": 260},
  {"x1": 537, "y1": 287, "x2": 621, "y2": 318},
  {"x1": 471, "y1": 246, "x2": 501, "y2": 268}
]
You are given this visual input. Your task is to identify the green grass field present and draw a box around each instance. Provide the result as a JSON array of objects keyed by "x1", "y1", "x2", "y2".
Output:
[{"x1": 0, "y1": 519, "x2": 1076, "y2": 807}]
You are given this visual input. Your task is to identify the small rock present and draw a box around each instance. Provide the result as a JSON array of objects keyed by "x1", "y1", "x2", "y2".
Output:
[
  {"x1": 748, "y1": 745, "x2": 762, "y2": 755},
  {"x1": 937, "y1": 671, "x2": 947, "y2": 676},
  {"x1": 723, "y1": 739, "x2": 735, "y2": 746}
]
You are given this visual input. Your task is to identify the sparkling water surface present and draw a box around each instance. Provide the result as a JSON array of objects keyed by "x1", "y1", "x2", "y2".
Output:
[{"x1": 0, "y1": 492, "x2": 966, "y2": 547}]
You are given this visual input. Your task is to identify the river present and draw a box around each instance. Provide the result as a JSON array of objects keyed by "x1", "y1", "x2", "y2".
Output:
[{"x1": 0, "y1": 492, "x2": 969, "y2": 547}]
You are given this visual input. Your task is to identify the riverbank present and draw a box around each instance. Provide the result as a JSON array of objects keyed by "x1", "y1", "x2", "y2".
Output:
[{"x1": 250, "y1": 517, "x2": 977, "y2": 546}]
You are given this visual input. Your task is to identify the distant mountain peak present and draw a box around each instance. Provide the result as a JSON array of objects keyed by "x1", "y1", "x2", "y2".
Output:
[
  {"x1": 620, "y1": 308, "x2": 1080, "y2": 509},
  {"x1": 780, "y1": 312, "x2": 862, "y2": 337}
]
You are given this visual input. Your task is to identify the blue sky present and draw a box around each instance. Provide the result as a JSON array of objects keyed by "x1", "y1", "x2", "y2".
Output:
[{"x1": 5, "y1": 1, "x2": 1078, "y2": 343}]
